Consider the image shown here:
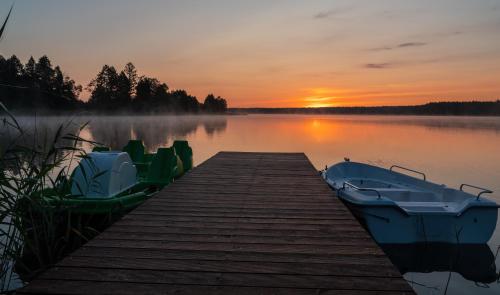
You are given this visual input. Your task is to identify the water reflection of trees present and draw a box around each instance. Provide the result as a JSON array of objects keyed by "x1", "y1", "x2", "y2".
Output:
[
  {"x1": 132, "y1": 116, "x2": 200, "y2": 151},
  {"x1": 203, "y1": 116, "x2": 227, "y2": 137},
  {"x1": 0, "y1": 116, "x2": 228, "y2": 154},
  {"x1": 86, "y1": 117, "x2": 133, "y2": 149},
  {"x1": 87, "y1": 116, "x2": 227, "y2": 151}
]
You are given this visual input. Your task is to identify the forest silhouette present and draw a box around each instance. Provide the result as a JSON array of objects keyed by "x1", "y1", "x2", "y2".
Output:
[{"x1": 0, "y1": 55, "x2": 227, "y2": 114}]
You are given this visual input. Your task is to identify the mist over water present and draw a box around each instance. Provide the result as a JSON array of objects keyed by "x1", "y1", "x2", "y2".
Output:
[
  {"x1": 9, "y1": 114, "x2": 500, "y2": 194},
  {"x1": 7, "y1": 114, "x2": 500, "y2": 194},
  {"x1": 4, "y1": 114, "x2": 500, "y2": 294},
  {"x1": 83, "y1": 115, "x2": 228, "y2": 151}
]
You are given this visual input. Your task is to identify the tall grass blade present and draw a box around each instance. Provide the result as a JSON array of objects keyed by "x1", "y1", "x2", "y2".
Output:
[
  {"x1": 0, "y1": 106, "x2": 102, "y2": 292},
  {"x1": 0, "y1": 3, "x2": 14, "y2": 42}
]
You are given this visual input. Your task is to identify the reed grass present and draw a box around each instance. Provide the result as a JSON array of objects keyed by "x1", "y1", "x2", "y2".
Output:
[{"x1": 0, "y1": 103, "x2": 99, "y2": 291}]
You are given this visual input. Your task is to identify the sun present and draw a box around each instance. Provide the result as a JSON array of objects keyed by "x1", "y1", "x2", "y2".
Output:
[
  {"x1": 301, "y1": 88, "x2": 340, "y2": 108},
  {"x1": 306, "y1": 102, "x2": 335, "y2": 108},
  {"x1": 303, "y1": 96, "x2": 337, "y2": 108}
]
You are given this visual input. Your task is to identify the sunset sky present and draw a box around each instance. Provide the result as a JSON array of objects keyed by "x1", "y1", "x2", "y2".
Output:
[{"x1": 1, "y1": 0, "x2": 500, "y2": 107}]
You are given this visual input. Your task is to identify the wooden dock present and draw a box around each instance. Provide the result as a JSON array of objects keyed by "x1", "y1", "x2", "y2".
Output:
[{"x1": 20, "y1": 152, "x2": 414, "y2": 294}]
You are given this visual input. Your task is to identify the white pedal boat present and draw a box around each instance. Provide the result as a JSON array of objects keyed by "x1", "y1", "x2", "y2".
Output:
[{"x1": 322, "y1": 161, "x2": 499, "y2": 244}]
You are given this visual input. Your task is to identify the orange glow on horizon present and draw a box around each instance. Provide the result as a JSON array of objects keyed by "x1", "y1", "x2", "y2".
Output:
[
  {"x1": 305, "y1": 102, "x2": 336, "y2": 108},
  {"x1": 6, "y1": 2, "x2": 500, "y2": 109},
  {"x1": 303, "y1": 97, "x2": 338, "y2": 108},
  {"x1": 227, "y1": 81, "x2": 500, "y2": 108}
]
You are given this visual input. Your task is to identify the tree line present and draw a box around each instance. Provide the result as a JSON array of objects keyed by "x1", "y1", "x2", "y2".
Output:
[{"x1": 0, "y1": 55, "x2": 227, "y2": 114}]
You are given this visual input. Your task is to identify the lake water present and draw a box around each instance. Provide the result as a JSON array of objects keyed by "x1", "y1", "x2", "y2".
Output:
[{"x1": 4, "y1": 114, "x2": 500, "y2": 294}]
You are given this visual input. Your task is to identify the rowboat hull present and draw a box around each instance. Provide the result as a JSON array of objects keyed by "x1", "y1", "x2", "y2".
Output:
[
  {"x1": 323, "y1": 161, "x2": 498, "y2": 244},
  {"x1": 342, "y1": 199, "x2": 498, "y2": 243}
]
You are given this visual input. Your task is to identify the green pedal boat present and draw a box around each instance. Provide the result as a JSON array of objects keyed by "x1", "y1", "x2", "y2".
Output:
[{"x1": 46, "y1": 140, "x2": 193, "y2": 215}]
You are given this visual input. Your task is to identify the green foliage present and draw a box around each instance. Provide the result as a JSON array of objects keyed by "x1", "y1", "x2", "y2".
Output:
[
  {"x1": 133, "y1": 76, "x2": 169, "y2": 112},
  {"x1": 170, "y1": 89, "x2": 199, "y2": 113},
  {"x1": 0, "y1": 55, "x2": 83, "y2": 112},
  {"x1": 123, "y1": 62, "x2": 138, "y2": 97},
  {"x1": 86, "y1": 64, "x2": 125, "y2": 110},
  {"x1": 87, "y1": 63, "x2": 214, "y2": 114},
  {"x1": 0, "y1": 55, "x2": 228, "y2": 114},
  {"x1": 203, "y1": 94, "x2": 228, "y2": 113},
  {"x1": 0, "y1": 103, "x2": 98, "y2": 291}
]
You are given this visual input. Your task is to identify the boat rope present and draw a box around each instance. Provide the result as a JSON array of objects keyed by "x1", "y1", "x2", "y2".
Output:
[
  {"x1": 418, "y1": 215, "x2": 428, "y2": 243},
  {"x1": 454, "y1": 226, "x2": 463, "y2": 244}
]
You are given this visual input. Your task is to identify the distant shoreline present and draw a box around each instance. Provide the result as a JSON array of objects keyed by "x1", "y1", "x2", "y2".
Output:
[
  {"x1": 7, "y1": 101, "x2": 500, "y2": 117},
  {"x1": 230, "y1": 101, "x2": 500, "y2": 116}
]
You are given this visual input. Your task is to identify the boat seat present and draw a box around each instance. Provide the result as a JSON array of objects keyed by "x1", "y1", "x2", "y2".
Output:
[
  {"x1": 365, "y1": 188, "x2": 421, "y2": 193},
  {"x1": 123, "y1": 140, "x2": 147, "y2": 163},
  {"x1": 370, "y1": 187, "x2": 421, "y2": 192},
  {"x1": 142, "y1": 147, "x2": 178, "y2": 188},
  {"x1": 173, "y1": 140, "x2": 193, "y2": 172},
  {"x1": 398, "y1": 201, "x2": 461, "y2": 213},
  {"x1": 123, "y1": 140, "x2": 151, "y2": 177},
  {"x1": 350, "y1": 188, "x2": 428, "y2": 200}
]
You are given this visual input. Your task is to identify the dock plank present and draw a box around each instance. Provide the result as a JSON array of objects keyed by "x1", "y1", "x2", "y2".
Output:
[{"x1": 19, "y1": 152, "x2": 414, "y2": 294}]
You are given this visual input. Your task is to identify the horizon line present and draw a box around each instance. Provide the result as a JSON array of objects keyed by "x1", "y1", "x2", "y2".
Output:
[{"x1": 229, "y1": 100, "x2": 500, "y2": 109}]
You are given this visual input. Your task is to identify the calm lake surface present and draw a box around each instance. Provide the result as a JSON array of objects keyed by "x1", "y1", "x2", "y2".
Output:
[{"x1": 7, "y1": 114, "x2": 500, "y2": 294}]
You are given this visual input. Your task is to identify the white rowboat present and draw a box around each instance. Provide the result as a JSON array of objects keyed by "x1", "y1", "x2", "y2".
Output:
[{"x1": 322, "y1": 161, "x2": 499, "y2": 244}]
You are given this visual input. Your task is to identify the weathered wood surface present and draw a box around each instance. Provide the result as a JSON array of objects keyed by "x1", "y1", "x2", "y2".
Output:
[{"x1": 20, "y1": 152, "x2": 414, "y2": 294}]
